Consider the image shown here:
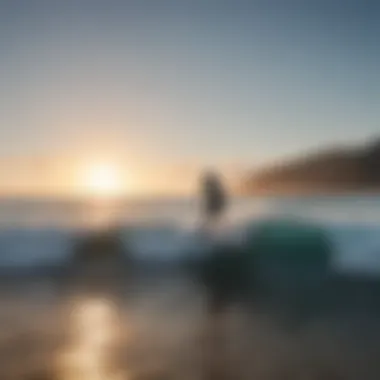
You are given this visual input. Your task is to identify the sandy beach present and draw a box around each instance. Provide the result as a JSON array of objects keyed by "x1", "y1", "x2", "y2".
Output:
[{"x1": 1, "y1": 263, "x2": 380, "y2": 380}]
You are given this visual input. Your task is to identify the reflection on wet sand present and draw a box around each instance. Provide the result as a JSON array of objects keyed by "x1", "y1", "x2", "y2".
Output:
[
  {"x1": 57, "y1": 297, "x2": 125, "y2": 380},
  {"x1": 3, "y1": 268, "x2": 380, "y2": 379}
]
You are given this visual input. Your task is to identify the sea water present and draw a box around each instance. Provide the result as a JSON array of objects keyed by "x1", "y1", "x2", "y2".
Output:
[{"x1": 1, "y1": 195, "x2": 380, "y2": 274}]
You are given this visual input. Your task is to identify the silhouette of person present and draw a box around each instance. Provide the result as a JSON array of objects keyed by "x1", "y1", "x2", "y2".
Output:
[
  {"x1": 200, "y1": 170, "x2": 227, "y2": 234},
  {"x1": 199, "y1": 171, "x2": 231, "y2": 380}
]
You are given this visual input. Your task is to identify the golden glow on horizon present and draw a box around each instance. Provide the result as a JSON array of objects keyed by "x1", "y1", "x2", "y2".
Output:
[
  {"x1": 0, "y1": 155, "x2": 207, "y2": 197},
  {"x1": 81, "y1": 162, "x2": 127, "y2": 198}
]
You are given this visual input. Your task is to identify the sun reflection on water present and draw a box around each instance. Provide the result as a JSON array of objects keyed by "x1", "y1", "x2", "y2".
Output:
[{"x1": 57, "y1": 297, "x2": 126, "y2": 380}]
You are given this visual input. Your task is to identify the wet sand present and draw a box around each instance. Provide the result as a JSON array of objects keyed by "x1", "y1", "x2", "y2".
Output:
[{"x1": 2, "y1": 267, "x2": 380, "y2": 380}]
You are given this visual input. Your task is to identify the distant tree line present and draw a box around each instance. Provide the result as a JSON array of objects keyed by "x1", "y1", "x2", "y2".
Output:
[{"x1": 243, "y1": 138, "x2": 380, "y2": 194}]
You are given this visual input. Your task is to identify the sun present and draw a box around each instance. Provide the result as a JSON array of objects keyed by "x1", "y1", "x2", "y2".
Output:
[{"x1": 82, "y1": 163, "x2": 124, "y2": 198}]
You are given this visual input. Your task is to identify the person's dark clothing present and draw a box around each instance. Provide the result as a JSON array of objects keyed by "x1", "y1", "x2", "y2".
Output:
[{"x1": 202, "y1": 172, "x2": 227, "y2": 220}]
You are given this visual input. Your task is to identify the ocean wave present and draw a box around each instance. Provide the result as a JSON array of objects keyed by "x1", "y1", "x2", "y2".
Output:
[
  {"x1": 1, "y1": 219, "x2": 380, "y2": 277},
  {"x1": 0, "y1": 228, "x2": 76, "y2": 271}
]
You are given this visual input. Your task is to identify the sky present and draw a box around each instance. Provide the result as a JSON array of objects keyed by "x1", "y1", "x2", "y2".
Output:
[{"x1": 0, "y1": 0, "x2": 379, "y2": 196}]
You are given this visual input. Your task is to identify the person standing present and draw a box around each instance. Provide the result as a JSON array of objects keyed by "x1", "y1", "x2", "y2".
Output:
[
  {"x1": 199, "y1": 170, "x2": 232, "y2": 380},
  {"x1": 200, "y1": 170, "x2": 227, "y2": 234},
  {"x1": 199, "y1": 169, "x2": 234, "y2": 313}
]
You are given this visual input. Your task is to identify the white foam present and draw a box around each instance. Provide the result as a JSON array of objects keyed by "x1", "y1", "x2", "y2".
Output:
[
  {"x1": 329, "y1": 225, "x2": 380, "y2": 276},
  {"x1": 120, "y1": 224, "x2": 209, "y2": 262},
  {"x1": 0, "y1": 228, "x2": 75, "y2": 269}
]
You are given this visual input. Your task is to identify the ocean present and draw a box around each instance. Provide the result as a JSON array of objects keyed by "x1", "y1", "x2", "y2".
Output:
[
  {"x1": 2, "y1": 195, "x2": 380, "y2": 379},
  {"x1": 1, "y1": 195, "x2": 380, "y2": 273}
]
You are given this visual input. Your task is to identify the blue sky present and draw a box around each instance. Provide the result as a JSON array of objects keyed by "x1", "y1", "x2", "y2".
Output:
[{"x1": 0, "y1": 1, "x2": 379, "y2": 193}]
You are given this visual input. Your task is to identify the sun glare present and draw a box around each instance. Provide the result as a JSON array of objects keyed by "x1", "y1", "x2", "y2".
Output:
[
  {"x1": 82, "y1": 163, "x2": 125, "y2": 198},
  {"x1": 57, "y1": 298, "x2": 125, "y2": 379}
]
